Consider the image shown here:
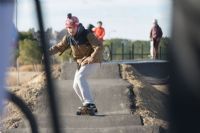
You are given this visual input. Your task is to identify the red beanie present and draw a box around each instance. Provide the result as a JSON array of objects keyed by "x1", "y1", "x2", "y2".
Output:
[{"x1": 65, "y1": 13, "x2": 79, "y2": 28}]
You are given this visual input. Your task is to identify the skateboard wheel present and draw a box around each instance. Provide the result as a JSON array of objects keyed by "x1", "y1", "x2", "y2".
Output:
[
  {"x1": 76, "y1": 111, "x2": 81, "y2": 115},
  {"x1": 89, "y1": 110, "x2": 95, "y2": 116}
]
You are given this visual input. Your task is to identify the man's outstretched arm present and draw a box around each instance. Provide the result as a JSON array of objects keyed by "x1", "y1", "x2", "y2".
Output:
[{"x1": 49, "y1": 35, "x2": 69, "y2": 55}]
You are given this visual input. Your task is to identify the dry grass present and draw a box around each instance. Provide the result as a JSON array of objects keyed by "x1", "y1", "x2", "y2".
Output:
[
  {"x1": 120, "y1": 64, "x2": 169, "y2": 129},
  {"x1": 8, "y1": 64, "x2": 44, "y2": 72},
  {"x1": 6, "y1": 64, "x2": 60, "y2": 86},
  {"x1": 5, "y1": 72, "x2": 40, "y2": 86},
  {"x1": 2, "y1": 79, "x2": 46, "y2": 129},
  {"x1": 1, "y1": 64, "x2": 61, "y2": 129},
  {"x1": 5, "y1": 76, "x2": 18, "y2": 87},
  {"x1": 8, "y1": 64, "x2": 60, "y2": 72}
]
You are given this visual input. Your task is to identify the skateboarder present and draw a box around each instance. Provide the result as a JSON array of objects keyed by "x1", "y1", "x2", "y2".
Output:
[{"x1": 48, "y1": 13, "x2": 103, "y2": 115}]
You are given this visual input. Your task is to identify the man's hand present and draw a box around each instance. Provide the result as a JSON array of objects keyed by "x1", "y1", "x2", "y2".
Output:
[
  {"x1": 87, "y1": 56, "x2": 95, "y2": 63},
  {"x1": 81, "y1": 56, "x2": 94, "y2": 66}
]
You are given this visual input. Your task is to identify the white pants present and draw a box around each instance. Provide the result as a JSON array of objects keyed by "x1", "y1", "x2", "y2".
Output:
[
  {"x1": 150, "y1": 41, "x2": 154, "y2": 59},
  {"x1": 73, "y1": 63, "x2": 99, "y2": 105}
]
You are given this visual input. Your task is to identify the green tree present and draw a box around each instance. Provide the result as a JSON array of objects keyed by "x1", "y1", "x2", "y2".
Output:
[
  {"x1": 19, "y1": 31, "x2": 35, "y2": 41},
  {"x1": 19, "y1": 39, "x2": 42, "y2": 65}
]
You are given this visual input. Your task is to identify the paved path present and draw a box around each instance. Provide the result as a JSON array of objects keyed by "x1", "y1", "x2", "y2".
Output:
[{"x1": 6, "y1": 62, "x2": 161, "y2": 133}]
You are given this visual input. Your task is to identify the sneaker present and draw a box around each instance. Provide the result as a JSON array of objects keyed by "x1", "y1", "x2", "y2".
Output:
[
  {"x1": 77, "y1": 104, "x2": 95, "y2": 116},
  {"x1": 86, "y1": 103, "x2": 98, "y2": 113}
]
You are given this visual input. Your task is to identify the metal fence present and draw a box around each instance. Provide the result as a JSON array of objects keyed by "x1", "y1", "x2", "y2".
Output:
[{"x1": 105, "y1": 42, "x2": 168, "y2": 61}]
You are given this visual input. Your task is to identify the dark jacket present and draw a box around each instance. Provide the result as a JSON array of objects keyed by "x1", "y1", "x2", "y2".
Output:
[{"x1": 150, "y1": 25, "x2": 163, "y2": 39}]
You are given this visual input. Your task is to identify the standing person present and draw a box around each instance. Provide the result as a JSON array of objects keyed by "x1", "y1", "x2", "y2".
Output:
[
  {"x1": 150, "y1": 19, "x2": 163, "y2": 59},
  {"x1": 93, "y1": 21, "x2": 105, "y2": 43},
  {"x1": 87, "y1": 24, "x2": 95, "y2": 33},
  {"x1": 48, "y1": 13, "x2": 103, "y2": 115}
]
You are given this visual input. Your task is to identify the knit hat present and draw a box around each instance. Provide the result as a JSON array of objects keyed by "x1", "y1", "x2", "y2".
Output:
[
  {"x1": 65, "y1": 13, "x2": 79, "y2": 28},
  {"x1": 153, "y1": 19, "x2": 158, "y2": 24}
]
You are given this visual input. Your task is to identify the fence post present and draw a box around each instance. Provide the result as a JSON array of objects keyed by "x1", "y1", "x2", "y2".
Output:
[
  {"x1": 132, "y1": 43, "x2": 134, "y2": 59},
  {"x1": 110, "y1": 42, "x2": 113, "y2": 60},
  {"x1": 122, "y1": 43, "x2": 124, "y2": 60},
  {"x1": 17, "y1": 57, "x2": 20, "y2": 86},
  {"x1": 141, "y1": 44, "x2": 144, "y2": 59},
  {"x1": 160, "y1": 47, "x2": 162, "y2": 59}
]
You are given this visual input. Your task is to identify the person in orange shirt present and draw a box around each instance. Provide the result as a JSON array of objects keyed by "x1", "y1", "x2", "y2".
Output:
[{"x1": 93, "y1": 21, "x2": 105, "y2": 43}]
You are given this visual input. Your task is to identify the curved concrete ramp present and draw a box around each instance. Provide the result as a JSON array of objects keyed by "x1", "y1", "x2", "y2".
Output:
[
  {"x1": 60, "y1": 62, "x2": 121, "y2": 79},
  {"x1": 6, "y1": 62, "x2": 161, "y2": 133},
  {"x1": 129, "y1": 60, "x2": 169, "y2": 84},
  {"x1": 54, "y1": 79, "x2": 131, "y2": 115},
  {"x1": 7, "y1": 126, "x2": 160, "y2": 133}
]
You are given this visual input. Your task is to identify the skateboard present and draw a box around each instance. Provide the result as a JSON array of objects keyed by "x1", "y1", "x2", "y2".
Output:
[{"x1": 76, "y1": 106, "x2": 96, "y2": 116}]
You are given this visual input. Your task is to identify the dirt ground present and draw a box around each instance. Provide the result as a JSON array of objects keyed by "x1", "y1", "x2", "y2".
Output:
[
  {"x1": 153, "y1": 85, "x2": 169, "y2": 95},
  {"x1": 121, "y1": 64, "x2": 169, "y2": 130},
  {"x1": 6, "y1": 64, "x2": 60, "y2": 86},
  {"x1": 6, "y1": 72, "x2": 40, "y2": 86},
  {"x1": 1, "y1": 64, "x2": 61, "y2": 130}
]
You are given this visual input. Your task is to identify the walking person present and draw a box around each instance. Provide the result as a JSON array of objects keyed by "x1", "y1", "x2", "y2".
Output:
[
  {"x1": 48, "y1": 13, "x2": 103, "y2": 115},
  {"x1": 150, "y1": 19, "x2": 163, "y2": 59}
]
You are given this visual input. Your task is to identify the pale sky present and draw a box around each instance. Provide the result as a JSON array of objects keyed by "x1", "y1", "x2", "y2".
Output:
[{"x1": 15, "y1": 0, "x2": 172, "y2": 40}]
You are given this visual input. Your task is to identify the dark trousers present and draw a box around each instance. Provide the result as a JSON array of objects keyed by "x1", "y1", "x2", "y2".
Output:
[{"x1": 153, "y1": 38, "x2": 160, "y2": 59}]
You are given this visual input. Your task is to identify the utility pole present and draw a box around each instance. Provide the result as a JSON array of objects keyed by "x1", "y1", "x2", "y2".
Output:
[{"x1": 15, "y1": 0, "x2": 20, "y2": 86}]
